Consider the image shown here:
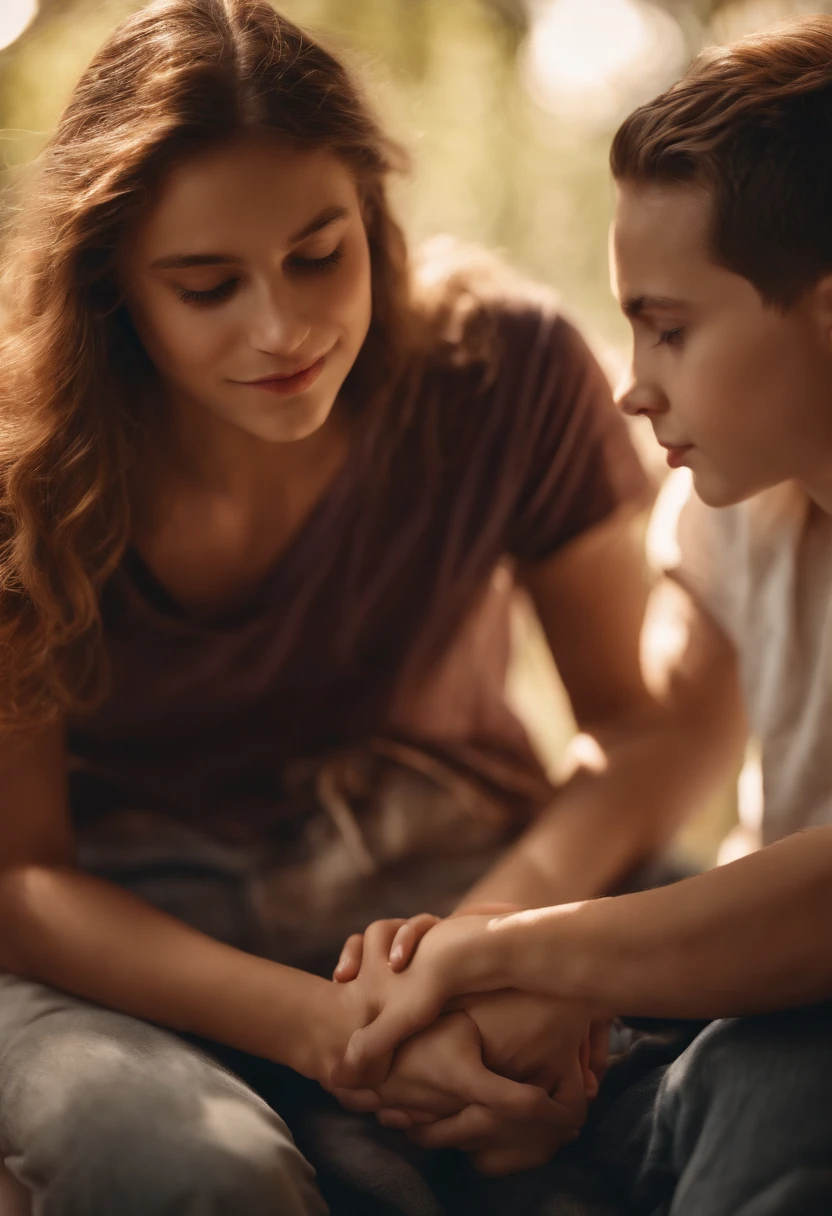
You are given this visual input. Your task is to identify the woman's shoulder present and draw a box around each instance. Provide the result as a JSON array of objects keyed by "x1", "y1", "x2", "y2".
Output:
[
  {"x1": 414, "y1": 236, "x2": 561, "y2": 341},
  {"x1": 412, "y1": 236, "x2": 593, "y2": 394}
]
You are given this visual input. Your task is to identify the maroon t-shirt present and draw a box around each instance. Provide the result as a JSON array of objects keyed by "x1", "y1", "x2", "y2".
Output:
[{"x1": 67, "y1": 294, "x2": 648, "y2": 839}]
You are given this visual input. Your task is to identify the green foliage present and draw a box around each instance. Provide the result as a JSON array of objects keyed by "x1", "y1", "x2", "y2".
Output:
[{"x1": 0, "y1": 0, "x2": 818, "y2": 351}]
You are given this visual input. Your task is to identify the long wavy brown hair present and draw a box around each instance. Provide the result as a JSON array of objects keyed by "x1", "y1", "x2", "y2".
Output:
[{"x1": 0, "y1": 0, "x2": 494, "y2": 732}]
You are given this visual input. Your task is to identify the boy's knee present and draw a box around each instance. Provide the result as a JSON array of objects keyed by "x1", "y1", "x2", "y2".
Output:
[{"x1": 668, "y1": 1004, "x2": 832, "y2": 1108}]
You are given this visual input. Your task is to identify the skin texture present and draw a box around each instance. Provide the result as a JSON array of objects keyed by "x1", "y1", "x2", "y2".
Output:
[
  {"x1": 612, "y1": 181, "x2": 832, "y2": 509},
  {"x1": 119, "y1": 138, "x2": 371, "y2": 620},
  {"x1": 121, "y1": 137, "x2": 372, "y2": 449},
  {"x1": 332, "y1": 185, "x2": 832, "y2": 1089},
  {"x1": 0, "y1": 146, "x2": 748, "y2": 1181}
]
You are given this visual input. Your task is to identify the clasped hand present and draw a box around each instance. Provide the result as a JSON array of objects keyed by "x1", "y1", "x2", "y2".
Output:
[{"x1": 326, "y1": 912, "x2": 607, "y2": 1175}]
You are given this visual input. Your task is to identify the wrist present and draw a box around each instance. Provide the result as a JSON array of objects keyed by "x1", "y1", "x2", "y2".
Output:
[
  {"x1": 493, "y1": 899, "x2": 619, "y2": 1017},
  {"x1": 294, "y1": 979, "x2": 357, "y2": 1088},
  {"x1": 256, "y1": 968, "x2": 350, "y2": 1086}
]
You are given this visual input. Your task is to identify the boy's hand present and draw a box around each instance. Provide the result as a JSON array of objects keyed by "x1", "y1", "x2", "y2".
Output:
[
  {"x1": 332, "y1": 904, "x2": 517, "y2": 982},
  {"x1": 458, "y1": 990, "x2": 593, "y2": 1090},
  {"x1": 401, "y1": 1052, "x2": 590, "y2": 1176},
  {"x1": 371, "y1": 991, "x2": 602, "y2": 1173}
]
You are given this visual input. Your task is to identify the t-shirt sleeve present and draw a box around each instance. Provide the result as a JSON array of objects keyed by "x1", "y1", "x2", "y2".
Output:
[
  {"x1": 646, "y1": 467, "x2": 748, "y2": 645},
  {"x1": 505, "y1": 309, "x2": 650, "y2": 562}
]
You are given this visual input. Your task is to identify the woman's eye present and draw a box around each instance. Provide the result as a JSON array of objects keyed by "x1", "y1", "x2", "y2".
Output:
[
  {"x1": 657, "y1": 327, "x2": 684, "y2": 348},
  {"x1": 289, "y1": 247, "x2": 344, "y2": 273},
  {"x1": 176, "y1": 279, "x2": 238, "y2": 305}
]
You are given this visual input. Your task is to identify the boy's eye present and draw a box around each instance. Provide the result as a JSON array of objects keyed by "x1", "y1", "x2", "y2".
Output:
[
  {"x1": 288, "y1": 247, "x2": 344, "y2": 273},
  {"x1": 657, "y1": 327, "x2": 684, "y2": 348},
  {"x1": 177, "y1": 279, "x2": 238, "y2": 306}
]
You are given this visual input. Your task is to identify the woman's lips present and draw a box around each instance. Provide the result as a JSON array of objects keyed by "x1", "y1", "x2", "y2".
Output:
[{"x1": 239, "y1": 354, "x2": 327, "y2": 397}]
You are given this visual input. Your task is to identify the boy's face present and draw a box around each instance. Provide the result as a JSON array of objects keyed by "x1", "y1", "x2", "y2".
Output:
[{"x1": 612, "y1": 181, "x2": 832, "y2": 508}]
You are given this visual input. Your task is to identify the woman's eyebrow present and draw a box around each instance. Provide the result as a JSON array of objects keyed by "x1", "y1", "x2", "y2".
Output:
[
  {"x1": 289, "y1": 204, "x2": 350, "y2": 243},
  {"x1": 149, "y1": 206, "x2": 351, "y2": 271}
]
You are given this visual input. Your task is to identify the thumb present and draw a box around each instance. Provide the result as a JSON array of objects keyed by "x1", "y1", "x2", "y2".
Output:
[{"x1": 334, "y1": 1001, "x2": 439, "y2": 1087}]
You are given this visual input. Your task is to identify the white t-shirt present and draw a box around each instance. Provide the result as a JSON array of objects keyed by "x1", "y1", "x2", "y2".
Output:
[{"x1": 649, "y1": 469, "x2": 832, "y2": 846}]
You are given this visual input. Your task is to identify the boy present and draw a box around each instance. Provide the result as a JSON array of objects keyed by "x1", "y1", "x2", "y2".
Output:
[{"x1": 338, "y1": 17, "x2": 832, "y2": 1215}]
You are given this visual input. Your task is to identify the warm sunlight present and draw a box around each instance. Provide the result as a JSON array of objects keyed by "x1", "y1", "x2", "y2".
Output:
[
  {"x1": 523, "y1": 0, "x2": 687, "y2": 127},
  {"x1": 0, "y1": 0, "x2": 38, "y2": 51}
]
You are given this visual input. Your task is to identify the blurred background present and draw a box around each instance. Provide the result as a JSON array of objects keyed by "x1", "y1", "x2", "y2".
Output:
[{"x1": 0, "y1": 0, "x2": 816, "y2": 862}]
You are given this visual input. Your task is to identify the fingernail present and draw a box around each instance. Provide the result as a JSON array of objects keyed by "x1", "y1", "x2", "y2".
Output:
[{"x1": 389, "y1": 946, "x2": 403, "y2": 967}]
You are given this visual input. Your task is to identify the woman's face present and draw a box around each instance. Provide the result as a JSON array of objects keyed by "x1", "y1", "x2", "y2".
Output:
[{"x1": 119, "y1": 137, "x2": 373, "y2": 445}]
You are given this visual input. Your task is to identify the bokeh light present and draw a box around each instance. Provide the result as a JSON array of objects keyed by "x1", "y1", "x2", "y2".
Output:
[
  {"x1": 523, "y1": 0, "x2": 688, "y2": 129},
  {"x1": 0, "y1": 0, "x2": 38, "y2": 52}
]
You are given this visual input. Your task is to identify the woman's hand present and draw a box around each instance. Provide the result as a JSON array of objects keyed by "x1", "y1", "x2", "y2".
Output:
[
  {"x1": 334, "y1": 1009, "x2": 559, "y2": 1127},
  {"x1": 330, "y1": 910, "x2": 512, "y2": 1088}
]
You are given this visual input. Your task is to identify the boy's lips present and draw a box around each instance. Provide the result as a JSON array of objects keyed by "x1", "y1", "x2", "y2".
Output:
[{"x1": 659, "y1": 441, "x2": 694, "y2": 469}]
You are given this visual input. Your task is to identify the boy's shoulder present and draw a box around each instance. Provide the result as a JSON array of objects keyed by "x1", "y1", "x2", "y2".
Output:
[{"x1": 649, "y1": 470, "x2": 822, "y2": 645}]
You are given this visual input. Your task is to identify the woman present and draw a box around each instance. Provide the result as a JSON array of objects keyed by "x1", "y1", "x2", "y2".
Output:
[{"x1": 0, "y1": 1, "x2": 721, "y2": 1213}]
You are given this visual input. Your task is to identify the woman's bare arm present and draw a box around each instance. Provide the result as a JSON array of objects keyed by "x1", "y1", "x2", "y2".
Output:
[
  {"x1": 459, "y1": 508, "x2": 746, "y2": 909},
  {"x1": 0, "y1": 724, "x2": 351, "y2": 1085}
]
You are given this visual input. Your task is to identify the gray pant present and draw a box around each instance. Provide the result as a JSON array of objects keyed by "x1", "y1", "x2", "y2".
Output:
[
  {"x1": 2, "y1": 812, "x2": 831, "y2": 1216},
  {"x1": 1, "y1": 976, "x2": 832, "y2": 1216},
  {"x1": 0, "y1": 974, "x2": 329, "y2": 1216}
]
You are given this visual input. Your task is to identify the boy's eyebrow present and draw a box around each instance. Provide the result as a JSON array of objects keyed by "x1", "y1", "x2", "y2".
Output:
[
  {"x1": 622, "y1": 294, "x2": 687, "y2": 318},
  {"x1": 150, "y1": 205, "x2": 351, "y2": 270}
]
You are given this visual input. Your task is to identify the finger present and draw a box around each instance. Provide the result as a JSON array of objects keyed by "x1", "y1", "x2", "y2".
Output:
[
  {"x1": 407, "y1": 1104, "x2": 497, "y2": 1150},
  {"x1": 363, "y1": 918, "x2": 408, "y2": 959},
  {"x1": 452, "y1": 1051, "x2": 558, "y2": 1120},
  {"x1": 332, "y1": 934, "x2": 365, "y2": 982},
  {"x1": 551, "y1": 1057, "x2": 590, "y2": 1120},
  {"x1": 376, "y1": 1108, "x2": 416, "y2": 1130},
  {"x1": 335, "y1": 1004, "x2": 437, "y2": 1086},
  {"x1": 330, "y1": 1039, "x2": 395, "y2": 1091},
  {"x1": 579, "y1": 1034, "x2": 597, "y2": 1099},
  {"x1": 588, "y1": 1018, "x2": 612, "y2": 1088},
  {"x1": 377, "y1": 1106, "x2": 438, "y2": 1128},
  {"x1": 331, "y1": 1087, "x2": 381, "y2": 1113},
  {"x1": 389, "y1": 914, "x2": 441, "y2": 971}
]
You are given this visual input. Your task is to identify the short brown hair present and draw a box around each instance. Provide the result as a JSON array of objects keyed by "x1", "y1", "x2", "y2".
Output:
[{"x1": 611, "y1": 16, "x2": 832, "y2": 308}]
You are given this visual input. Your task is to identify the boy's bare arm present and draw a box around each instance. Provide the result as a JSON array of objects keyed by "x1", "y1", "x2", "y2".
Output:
[
  {"x1": 495, "y1": 824, "x2": 832, "y2": 1019},
  {"x1": 464, "y1": 516, "x2": 746, "y2": 910}
]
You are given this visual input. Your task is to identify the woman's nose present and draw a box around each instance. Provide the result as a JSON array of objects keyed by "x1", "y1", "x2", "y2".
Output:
[{"x1": 250, "y1": 293, "x2": 311, "y2": 357}]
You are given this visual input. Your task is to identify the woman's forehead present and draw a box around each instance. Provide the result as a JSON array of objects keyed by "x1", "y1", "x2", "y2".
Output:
[{"x1": 129, "y1": 140, "x2": 358, "y2": 258}]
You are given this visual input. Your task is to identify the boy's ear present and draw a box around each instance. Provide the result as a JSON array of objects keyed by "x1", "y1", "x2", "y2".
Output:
[{"x1": 810, "y1": 273, "x2": 832, "y2": 350}]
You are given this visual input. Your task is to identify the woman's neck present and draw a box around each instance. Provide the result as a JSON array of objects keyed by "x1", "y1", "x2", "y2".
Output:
[{"x1": 131, "y1": 386, "x2": 352, "y2": 545}]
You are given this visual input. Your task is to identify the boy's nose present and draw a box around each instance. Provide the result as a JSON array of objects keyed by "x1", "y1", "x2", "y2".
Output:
[{"x1": 615, "y1": 373, "x2": 667, "y2": 419}]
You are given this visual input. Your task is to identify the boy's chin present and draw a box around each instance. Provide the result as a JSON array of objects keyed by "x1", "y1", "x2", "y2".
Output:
[
  {"x1": 691, "y1": 465, "x2": 787, "y2": 509},
  {"x1": 690, "y1": 468, "x2": 756, "y2": 509}
]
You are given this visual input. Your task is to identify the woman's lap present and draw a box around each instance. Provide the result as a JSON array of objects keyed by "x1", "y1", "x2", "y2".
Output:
[
  {"x1": 3, "y1": 971, "x2": 832, "y2": 1215},
  {"x1": 0, "y1": 974, "x2": 327, "y2": 1216}
]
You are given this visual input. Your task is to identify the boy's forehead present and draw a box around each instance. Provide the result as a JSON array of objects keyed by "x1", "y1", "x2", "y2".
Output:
[{"x1": 613, "y1": 181, "x2": 712, "y2": 291}]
